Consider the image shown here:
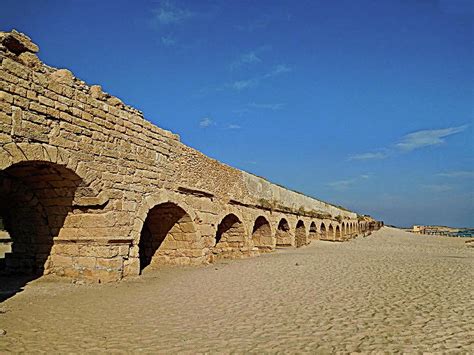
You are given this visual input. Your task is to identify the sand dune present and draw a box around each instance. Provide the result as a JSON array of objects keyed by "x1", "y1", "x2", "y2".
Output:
[{"x1": 0, "y1": 227, "x2": 473, "y2": 353}]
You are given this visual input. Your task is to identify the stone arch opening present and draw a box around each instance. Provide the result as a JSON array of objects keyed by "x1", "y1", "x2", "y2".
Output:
[
  {"x1": 276, "y1": 218, "x2": 291, "y2": 247},
  {"x1": 0, "y1": 161, "x2": 84, "y2": 300},
  {"x1": 252, "y1": 216, "x2": 273, "y2": 251},
  {"x1": 320, "y1": 222, "x2": 327, "y2": 239},
  {"x1": 295, "y1": 220, "x2": 306, "y2": 247},
  {"x1": 309, "y1": 222, "x2": 318, "y2": 240},
  {"x1": 139, "y1": 202, "x2": 198, "y2": 272},
  {"x1": 213, "y1": 214, "x2": 246, "y2": 258},
  {"x1": 0, "y1": 161, "x2": 83, "y2": 274},
  {"x1": 335, "y1": 225, "x2": 341, "y2": 240},
  {"x1": 341, "y1": 222, "x2": 346, "y2": 237},
  {"x1": 328, "y1": 224, "x2": 335, "y2": 241}
]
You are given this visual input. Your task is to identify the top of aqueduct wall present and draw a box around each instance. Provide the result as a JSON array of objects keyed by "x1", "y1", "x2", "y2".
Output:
[{"x1": 0, "y1": 29, "x2": 363, "y2": 221}]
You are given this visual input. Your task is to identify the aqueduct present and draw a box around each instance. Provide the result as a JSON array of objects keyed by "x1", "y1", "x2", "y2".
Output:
[{"x1": 0, "y1": 30, "x2": 382, "y2": 283}]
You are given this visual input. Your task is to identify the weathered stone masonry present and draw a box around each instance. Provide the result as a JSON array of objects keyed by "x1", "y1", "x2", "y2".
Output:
[{"x1": 0, "y1": 30, "x2": 382, "y2": 282}]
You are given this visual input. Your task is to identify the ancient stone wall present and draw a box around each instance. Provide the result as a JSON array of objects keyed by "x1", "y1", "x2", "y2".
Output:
[{"x1": 0, "y1": 30, "x2": 382, "y2": 282}]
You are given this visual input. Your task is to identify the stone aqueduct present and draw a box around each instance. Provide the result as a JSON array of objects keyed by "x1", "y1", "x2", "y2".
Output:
[{"x1": 0, "y1": 31, "x2": 382, "y2": 282}]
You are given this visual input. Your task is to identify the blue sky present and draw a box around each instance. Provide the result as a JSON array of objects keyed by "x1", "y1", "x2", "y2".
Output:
[{"x1": 2, "y1": 0, "x2": 473, "y2": 227}]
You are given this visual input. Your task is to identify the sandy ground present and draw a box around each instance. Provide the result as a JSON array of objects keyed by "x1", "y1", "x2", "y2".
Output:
[{"x1": 0, "y1": 227, "x2": 473, "y2": 353}]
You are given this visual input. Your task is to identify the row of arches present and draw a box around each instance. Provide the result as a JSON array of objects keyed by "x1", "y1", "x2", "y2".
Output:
[
  {"x1": 0, "y1": 156, "x2": 379, "y2": 282},
  {"x1": 136, "y1": 201, "x2": 374, "y2": 272}
]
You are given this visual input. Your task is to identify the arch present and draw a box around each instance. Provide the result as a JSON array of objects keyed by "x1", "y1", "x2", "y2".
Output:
[
  {"x1": 0, "y1": 161, "x2": 84, "y2": 273},
  {"x1": 320, "y1": 222, "x2": 327, "y2": 240},
  {"x1": 0, "y1": 143, "x2": 106, "y2": 203},
  {"x1": 309, "y1": 221, "x2": 318, "y2": 240},
  {"x1": 341, "y1": 222, "x2": 346, "y2": 237},
  {"x1": 138, "y1": 202, "x2": 200, "y2": 272},
  {"x1": 252, "y1": 216, "x2": 273, "y2": 251},
  {"x1": 276, "y1": 218, "x2": 291, "y2": 247},
  {"x1": 335, "y1": 225, "x2": 341, "y2": 241},
  {"x1": 213, "y1": 213, "x2": 246, "y2": 259},
  {"x1": 295, "y1": 220, "x2": 306, "y2": 247},
  {"x1": 328, "y1": 224, "x2": 335, "y2": 241},
  {"x1": 0, "y1": 160, "x2": 90, "y2": 300}
]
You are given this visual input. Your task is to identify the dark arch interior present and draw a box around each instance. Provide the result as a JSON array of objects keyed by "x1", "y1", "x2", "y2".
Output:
[
  {"x1": 328, "y1": 225, "x2": 334, "y2": 240},
  {"x1": 309, "y1": 222, "x2": 318, "y2": 240},
  {"x1": 215, "y1": 214, "x2": 244, "y2": 246},
  {"x1": 320, "y1": 223, "x2": 326, "y2": 239},
  {"x1": 139, "y1": 202, "x2": 196, "y2": 272},
  {"x1": 276, "y1": 218, "x2": 291, "y2": 247},
  {"x1": 0, "y1": 161, "x2": 82, "y2": 301},
  {"x1": 213, "y1": 214, "x2": 245, "y2": 258},
  {"x1": 252, "y1": 216, "x2": 272, "y2": 250},
  {"x1": 295, "y1": 220, "x2": 306, "y2": 247},
  {"x1": 335, "y1": 225, "x2": 341, "y2": 239}
]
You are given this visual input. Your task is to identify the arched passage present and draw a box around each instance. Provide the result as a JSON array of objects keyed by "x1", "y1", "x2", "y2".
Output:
[
  {"x1": 320, "y1": 222, "x2": 327, "y2": 240},
  {"x1": 328, "y1": 224, "x2": 335, "y2": 241},
  {"x1": 0, "y1": 161, "x2": 82, "y2": 276},
  {"x1": 139, "y1": 202, "x2": 199, "y2": 272},
  {"x1": 341, "y1": 222, "x2": 346, "y2": 237},
  {"x1": 276, "y1": 218, "x2": 291, "y2": 247},
  {"x1": 309, "y1": 222, "x2": 318, "y2": 240},
  {"x1": 295, "y1": 220, "x2": 306, "y2": 247},
  {"x1": 335, "y1": 225, "x2": 341, "y2": 241},
  {"x1": 213, "y1": 214, "x2": 246, "y2": 258},
  {"x1": 252, "y1": 216, "x2": 273, "y2": 251}
]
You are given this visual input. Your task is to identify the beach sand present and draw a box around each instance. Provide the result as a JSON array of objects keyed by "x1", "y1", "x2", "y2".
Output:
[{"x1": 0, "y1": 227, "x2": 473, "y2": 353}]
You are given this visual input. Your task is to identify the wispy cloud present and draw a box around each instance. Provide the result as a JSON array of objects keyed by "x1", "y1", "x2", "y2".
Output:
[
  {"x1": 227, "y1": 124, "x2": 241, "y2": 130},
  {"x1": 152, "y1": 0, "x2": 194, "y2": 25},
  {"x1": 230, "y1": 51, "x2": 261, "y2": 70},
  {"x1": 228, "y1": 64, "x2": 292, "y2": 91},
  {"x1": 436, "y1": 171, "x2": 474, "y2": 178},
  {"x1": 348, "y1": 124, "x2": 469, "y2": 161},
  {"x1": 264, "y1": 64, "x2": 292, "y2": 77},
  {"x1": 230, "y1": 79, "x2": 259, "y2": 91},
  {"x1": 422, "y1": 184, "x2": 453, "y2": 192},
  {"x1": 235, "y1": 19, "x2": 269, "y2": 32},
  {"x1": 248, "y1": 102, "x2": 285, "y2": 111},
  {"x1": 327, "y1": 174, "x2": 372, "y2": 191},
  {"x1": 199, "y1": 117, "x2": 213, "y2": 128},
  {"x1": 161, "y1": 34, "x2": 177, "y2": 46},
  {"x1": 396, "y1": 125, "x2": 468, "y2": 151},
  {"x1": 348, "y1": 152, "x2": 387, "y2": 161}
]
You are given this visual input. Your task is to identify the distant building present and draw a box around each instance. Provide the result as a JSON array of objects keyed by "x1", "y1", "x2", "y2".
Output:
[{"x1": 412, "y1": 225, "x2": 473, "y2": 237}]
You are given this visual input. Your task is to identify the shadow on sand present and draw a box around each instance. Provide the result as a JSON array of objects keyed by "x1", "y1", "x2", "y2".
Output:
[{"x1": 0, "y1": 274, "x2": 38, "y2": 303}]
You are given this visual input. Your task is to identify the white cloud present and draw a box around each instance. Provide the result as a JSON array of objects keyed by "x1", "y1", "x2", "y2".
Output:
[
  {"x1": 230, "y1": 51, "x2": 261, "y2": 70},
  {"x1": 422, "y1": 184, "x2": 453, "y2": 192},
  {"x1": 327, "y1": 179, "x2": 355, "y2": 191},
  {"x1": 161, "y1": 35, "x2": 177, "y2": 46},
  {"x1": 152, "y1": 1, "x2": 194, "y2": 25},
  {"x1": 348, "y1": 152, "x2": 387, "y2": 161},
  {"x1": 229, "y1": 79, "x2": 259, "y2": 91},
  {"x1": 228, "y1": 64, "x2": 292, "y2": 91},
  {"x1": 396, "y1": 125, "x2": 468, "y2": 151},
  {"x1": 227, "y1": 124, "x2": 241, "y2": 130},
  {"x1": 249, "y1": 102, "x2": 284, "y2": 111},
  {"x1": 199, "y1": 117, "x2": 213, "y2": 128},
  {"x1": 327, "y1": 174, "x2": 372, "y2": 191},
  {"x1": 265, "y1": 64, "x2": 292, "y2": 77},
  {"x1": 436, "y1": 171, "x2": 474, "y2": 178},
  {"x1": 235, "y1": 19, "x2": 269, "y2": 32}
]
